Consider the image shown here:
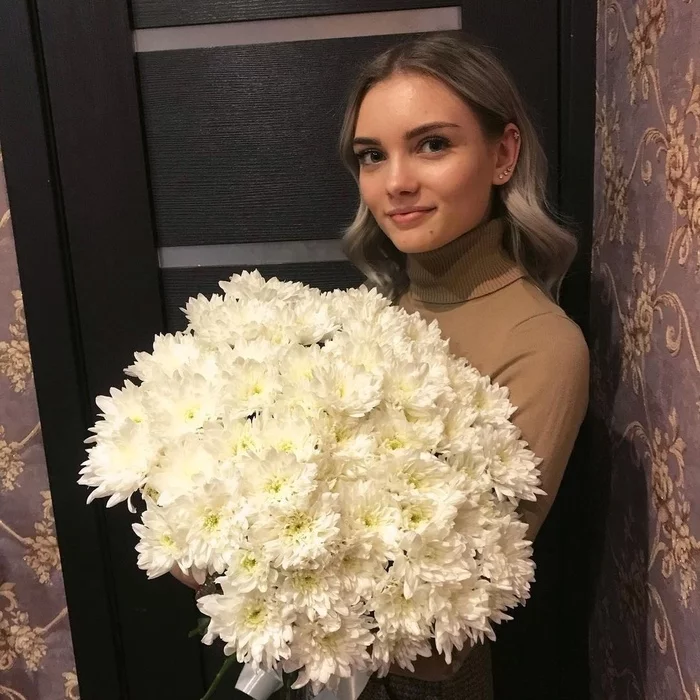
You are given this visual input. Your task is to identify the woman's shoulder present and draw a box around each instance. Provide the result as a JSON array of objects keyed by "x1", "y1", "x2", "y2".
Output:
[{"x1": 497, "y1": 278, "x2": 588, "y2": 363}]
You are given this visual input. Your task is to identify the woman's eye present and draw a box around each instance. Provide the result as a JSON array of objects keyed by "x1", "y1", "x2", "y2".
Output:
[
  {"x1": 355, "y1": 149, "x2": 384, "y2": 166},
  {"x1": 419, "y1": 136, "x2": 450, "y2": 154}
]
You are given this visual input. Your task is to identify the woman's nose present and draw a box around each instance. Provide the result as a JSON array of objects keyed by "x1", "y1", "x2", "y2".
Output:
[{"x1": 385, "y1": 156, "x2": 419, "y2": 197}]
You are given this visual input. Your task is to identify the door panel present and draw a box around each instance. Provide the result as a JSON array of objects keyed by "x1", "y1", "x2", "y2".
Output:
[
  {"x1": 131, "y1": 0, "x2": 456, "y2": 29},
  {"x1": 138, "y1": 35, "x2": 408, "y2": 247}
]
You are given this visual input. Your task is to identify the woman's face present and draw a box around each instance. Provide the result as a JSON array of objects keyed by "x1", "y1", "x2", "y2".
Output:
[{"x1": 352, "y1": 72, "x2": 512, "y2": 254}]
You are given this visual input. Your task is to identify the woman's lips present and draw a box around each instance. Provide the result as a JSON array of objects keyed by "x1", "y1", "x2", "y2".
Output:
[{"x1": 388, "y1": 208, "x2": 436, "y2": 226}]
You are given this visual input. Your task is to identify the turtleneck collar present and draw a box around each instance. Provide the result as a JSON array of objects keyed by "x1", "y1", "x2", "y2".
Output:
[{"x1": 405, "y1": 217, "x2": 525, "y2": 305}]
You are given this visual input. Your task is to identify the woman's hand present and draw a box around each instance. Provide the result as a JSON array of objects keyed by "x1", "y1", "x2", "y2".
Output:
[{"x1": 169, "y1": 564, "x2": 198, "y2": 590}]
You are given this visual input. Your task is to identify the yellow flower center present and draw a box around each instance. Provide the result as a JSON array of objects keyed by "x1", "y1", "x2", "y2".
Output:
[
  {"x1": 245, "y1": 605, "x2": 267, "y2": 628},
  {"x1": 241, "y1": 553, "x2": 257, "y2": 572},
  {"x1": 285, "y1": 512, "x2": 312, "y2": 538},
  {"x1": 203, "y1": 512, "x2": 221, "y2": 531},
  {"x1": 362, "y1": 512, "x2": 379, "y2": 528},
  {"x1": 387, "y1": 437, "x2": 404, "y2": 450},
  {"x1": 293, "y1": 572, "x2": 318, "y2": 592},
  {"x1": 264, "y1": 478, "x2": 285, "y2": 494}
]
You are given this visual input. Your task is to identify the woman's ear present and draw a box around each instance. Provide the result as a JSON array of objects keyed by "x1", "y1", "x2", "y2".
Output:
[{"x1": 491, "y1": 123, "x2": 521, "y2": 186}]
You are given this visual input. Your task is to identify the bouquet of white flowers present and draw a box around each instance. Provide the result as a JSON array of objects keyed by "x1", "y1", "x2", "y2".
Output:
[{"x1": 79, "y1": 270, "x2": 542, "y2": 699}]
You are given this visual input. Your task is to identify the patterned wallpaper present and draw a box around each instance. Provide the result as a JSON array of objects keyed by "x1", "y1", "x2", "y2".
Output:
[
  {"x1": 0, "y1": 149, "x2": 79, "y2": 698},
  {"x1": 591, "y1": 0, "x2": 700, "y2": 697}
]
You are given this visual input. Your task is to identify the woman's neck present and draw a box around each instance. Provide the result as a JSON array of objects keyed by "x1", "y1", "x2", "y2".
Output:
[{"x1": 405, "y1": 217, "x2": 524, "y2": 304}]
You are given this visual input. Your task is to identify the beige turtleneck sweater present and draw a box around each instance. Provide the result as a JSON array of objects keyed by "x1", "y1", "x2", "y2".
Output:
[
  {"x1": 401, "y1": 216, "x2": 589, "y2": 539},
  {"x1": 382, "y1": 217, "x2": 589, "y2": 693}
]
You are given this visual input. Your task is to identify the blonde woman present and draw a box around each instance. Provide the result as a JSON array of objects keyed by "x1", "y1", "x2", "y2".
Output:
[
  {"x1": 335, "y1": 32, "x2": 589, "y2": 699},
  {"x1": 173, "y1": 32, "x2": 589, "y2": 700}
]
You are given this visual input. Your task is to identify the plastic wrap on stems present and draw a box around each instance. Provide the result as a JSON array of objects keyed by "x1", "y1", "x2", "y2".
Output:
[
  {"x1": 235, "y1": 663, "x2": 370, "y2": 700},
  {"x1": 235, "y1": 664, "x2": 284, "y2": 699},
  {"x1": 314, "y1": 671, "x2": 370, "y2": 700}
]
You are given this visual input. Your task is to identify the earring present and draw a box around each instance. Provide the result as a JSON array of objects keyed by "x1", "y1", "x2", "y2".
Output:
[{"x1": 513, "y1": 132, "x2": 520, "y2": 140}]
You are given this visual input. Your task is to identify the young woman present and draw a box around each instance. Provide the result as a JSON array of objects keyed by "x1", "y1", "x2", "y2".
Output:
[
  {"x1": 334, "y1": 32, "x2": 589, "y2": 699},
  {"x1": 174, "y1": 32, "x2": 589, "y2": 700}
]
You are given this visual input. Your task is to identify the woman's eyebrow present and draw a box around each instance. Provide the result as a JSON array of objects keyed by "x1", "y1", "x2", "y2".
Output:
[{"x1": 352, "y1": 121, "x2": 460, "y2": 147}]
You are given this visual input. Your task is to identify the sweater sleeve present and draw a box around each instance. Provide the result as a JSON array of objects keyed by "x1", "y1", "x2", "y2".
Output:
[{"x1": 495, "y1": 312, "x2": 589, "y2": 540}]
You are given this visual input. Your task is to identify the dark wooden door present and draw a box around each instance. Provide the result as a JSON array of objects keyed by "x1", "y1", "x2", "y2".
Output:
[{"x1": 0, "y1": 1, "x2": 595, "y2": 698}]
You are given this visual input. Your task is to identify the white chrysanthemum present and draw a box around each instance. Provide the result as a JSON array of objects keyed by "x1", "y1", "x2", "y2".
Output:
[
  {"x1": 285, "y1": 613, "x2": 374, "y2": 693},
  {"x1": 223, "y1": 297, "x2": 294, "y2": 347},
  {"x1": 133, "y1": 504, "x2": 185, "y2": 578},
  {"x1": 198, "y1": 588, "x2": 294, "y2": 668},
  {"x1": 147, "y1": 370, "x2": 223, "y2": 441},
  {"x1": 480, "y1": 424, "x2": 544, "y2": 502},
  {"x1": 391, "y1": 530, "x2": 473, "y2": 598},
  {"x1": 248, "y1": 413, "x2": 319, "y2": 462},
  {"x1": 384, "y1": 451, "x2": 456, "y2": 498},
  {"x1": 340, "y1": 481, "x2": 401, "y2": 561},
  {"x1": 437, "y1": 405, "x2": 480, "y2": 455},
  {"x1": 446, "y1": 446, "x2": 492, "y2": 502},
  {"x1": 125, "y1": 332, "x2": 203, "y2": 383},
  {"x1": 87, "y1": 380, "x2": 149, "y2": 441},
  {"x1": 278, "y1": 344, "x2": 322, "y2": 386},
  {"x1": 183, "y1": 293, "x2": 237, "y2": 345},
  {"x1": 382, "y1": 359, "x2": 447, "y2": 418},
  {"x1": 433, "y1": 579, "x2": 493, "y2": 660},
  {"x1": 322, "y1": 335, "x2": 386, "y2": 376},
  {"x1": 468, "y1": 377, "x2": 515, "y2": 424},
  {"x1": 79, "y1": 421, "x2": 160, "y2": 506},
  {"x1": 231, "y1": 336, "x2": 292, "y2": 363},
  {"x1": 397, "y1": 488, "x2": 466, "y2": 538},
  {"x1": 238, "y1": 450, "x2": 318, "y2": 512},
  {"x1": 335, "y1": 543, "x2": 387, "y2": 600},
  {"x1": 145, "y1": 433, "x2": 220, "y2": 506},
  {"x1": 371, "y1": 406, "x2": 444, "y2": 455},
  {"x1": 220, "y1": 269, "x2": 304, "y2": 303},
  {"x1": 371, "y1": 630, "x2": 432, "y2": 677},
  {"x1": 311, "y1": 360, "x2": 382, "y2": 418},
  {"x1": 290, "y1": 293, "x2": 339, "y2": 345},
  {"x1": 250, "y1": 493, "x2": 341, "y2": 570},
  {"x1": 200, "y1": 416, "x2": 258, "y2": 461},
  {"x1": 446, "y1": 356, "x2": 482, "y2": 396},
  {"x1": 173, "y1": 479, "x2": 247, "y2": 574},
  {"x1": 277, "y1": 567, "x2": 348, "y2": 621},
  {"x1": 480, "y1": 507, "x2": 535, "y2": 612},
  {"x1": 372, "y1": 576, "x2": 433, "y2": 639},
  {"x1": 221, "y1": 360, "x2": 281, "y2": 419},
  {"x1": 221, "y1": 547, "x2": 278, "y2": 594},
  {"x1": 453, "y1": 494, "x2": 501, "y2": 553},
  {"x1": 317, "y1": 415, "x2": 377, "y2": 479},
  {"x1": 327, "y1": 285, "x2": 392, "y2": 325}
]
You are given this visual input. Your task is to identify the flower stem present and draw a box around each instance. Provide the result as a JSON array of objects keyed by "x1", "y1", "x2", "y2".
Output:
[{"x1": 200, "y1": 654, "x2": 238, "y2": 700}]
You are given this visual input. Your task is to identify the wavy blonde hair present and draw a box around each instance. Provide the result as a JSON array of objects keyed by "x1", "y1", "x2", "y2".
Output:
[{"x1": 338, "y1": 32, "x2": 577, "y2": 301}]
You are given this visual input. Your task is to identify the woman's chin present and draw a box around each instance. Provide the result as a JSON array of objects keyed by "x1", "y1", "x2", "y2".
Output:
[{"x1": 388, "y1": 231, "x2": 450, "y2": 255}]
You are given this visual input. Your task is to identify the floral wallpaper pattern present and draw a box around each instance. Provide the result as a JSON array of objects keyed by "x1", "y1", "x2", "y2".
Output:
[
  {"x1": 591, "y1": 0, "x2": 700, "y2": 697},
  {"x1": 0, "y1": 148, "x2": 79, "y2": 698}
]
